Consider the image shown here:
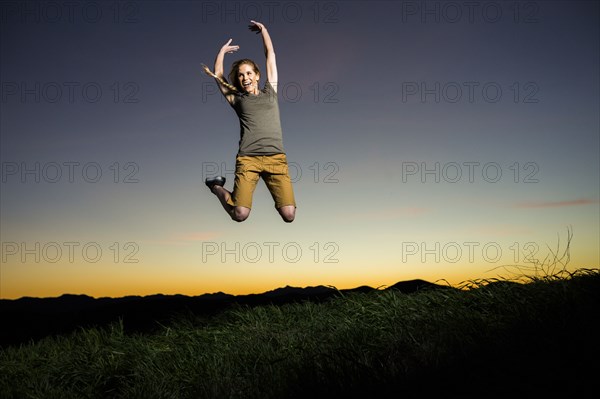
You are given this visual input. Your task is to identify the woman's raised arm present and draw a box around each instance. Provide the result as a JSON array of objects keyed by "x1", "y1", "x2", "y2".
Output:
[
  {"x1": 212, "y1": 38, "x2": 239, "y2": 104},
  {"x1": 249, "y1": 20, "x2": 278, "y2": 92}
]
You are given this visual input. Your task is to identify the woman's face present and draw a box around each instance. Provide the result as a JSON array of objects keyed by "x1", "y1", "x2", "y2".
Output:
[{"x1": 237, "y1": 63, "x2": 259, "y2": 94}]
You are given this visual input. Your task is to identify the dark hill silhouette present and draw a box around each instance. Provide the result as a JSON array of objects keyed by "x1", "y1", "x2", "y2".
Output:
[
  {"x1": 341, "y1": 285, "x2": 374, "y2": 294},
  {"x1": 0, "y1": 280, "x2": 452, "y2": 348},
  {"x1": 387, "y1": 279, "x2": 452, "y2": 293}
]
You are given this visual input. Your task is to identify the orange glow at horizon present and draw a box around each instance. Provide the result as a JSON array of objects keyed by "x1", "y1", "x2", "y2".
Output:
[{"x1": 2, "y1": 248, "x2": 597, "y2": 299}]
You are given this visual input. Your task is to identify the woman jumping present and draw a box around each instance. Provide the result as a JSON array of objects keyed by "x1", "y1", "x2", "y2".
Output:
[{"x1": 202, "y1": 20, "x2": 296, "y2": 223}]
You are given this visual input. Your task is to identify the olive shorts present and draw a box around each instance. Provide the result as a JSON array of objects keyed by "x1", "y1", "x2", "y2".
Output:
[{"x1": 226, "y1": 153, "x2": 296, "y2": 209}]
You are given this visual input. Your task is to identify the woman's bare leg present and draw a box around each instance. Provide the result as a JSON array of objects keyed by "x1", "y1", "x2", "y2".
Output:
[{"x1": 211, "y1": 185, "x2": 250, "y2": 222}]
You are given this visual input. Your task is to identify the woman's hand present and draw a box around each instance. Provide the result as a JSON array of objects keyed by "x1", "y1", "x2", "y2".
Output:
[
  {"x1": 248, "y1": 20, "x2": 266, "y2": 34},
  {"x1": 220, "y1": 38, "x2": 239, "y2": 54}
]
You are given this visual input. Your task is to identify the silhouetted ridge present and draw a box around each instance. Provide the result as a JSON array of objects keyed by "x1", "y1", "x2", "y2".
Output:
[
  {"x1": 386, "y1": 279, "x2": 450, "y2": 293},
  {"x1": 0, "y1": 279, "x2": 450, "y2": 348},
  {"x1": 262, "y1": 285, "x2": 333, "y2": 297},
  {"x1": 343, "y1": 285, "x2": 375, "y2": 294}
]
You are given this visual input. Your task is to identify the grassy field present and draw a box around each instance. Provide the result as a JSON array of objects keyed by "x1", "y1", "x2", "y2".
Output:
[{"x1": 1, "y1": 269, "x2": 598, "y2": 398}]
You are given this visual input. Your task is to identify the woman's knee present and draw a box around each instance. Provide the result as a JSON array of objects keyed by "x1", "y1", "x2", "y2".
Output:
[
  {"x1": 278, "y1": 206, "x2": 295, "y2": 223},
  {"x1": 232, "y1": 207, "x2": 251, "y2": 222}
]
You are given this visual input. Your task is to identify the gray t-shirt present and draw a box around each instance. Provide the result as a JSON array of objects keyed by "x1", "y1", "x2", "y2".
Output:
[{"x1": 231, "y1": 81, "x2": 285, "y2": 156}]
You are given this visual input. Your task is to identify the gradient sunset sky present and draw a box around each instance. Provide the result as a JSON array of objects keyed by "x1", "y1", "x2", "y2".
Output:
[{"x1": 1, "y1": 0, "x2": 598, "y2": 299}]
